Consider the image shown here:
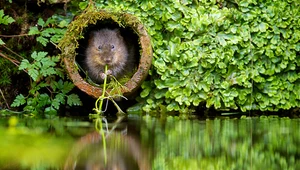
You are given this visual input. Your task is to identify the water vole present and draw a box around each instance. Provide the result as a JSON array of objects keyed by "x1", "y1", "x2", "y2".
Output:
[{"x1": 84, "y1": 28, "x2": 135, "y2": 83}]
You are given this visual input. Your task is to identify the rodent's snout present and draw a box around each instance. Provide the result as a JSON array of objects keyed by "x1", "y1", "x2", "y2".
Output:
[{"x1": 103, "y1": 58, "x2": 112, "y2": 63}]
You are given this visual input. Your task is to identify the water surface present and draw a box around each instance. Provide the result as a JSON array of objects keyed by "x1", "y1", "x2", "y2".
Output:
[{"x1": 0, "y1": 115, "x2": 299, "y2": 169}]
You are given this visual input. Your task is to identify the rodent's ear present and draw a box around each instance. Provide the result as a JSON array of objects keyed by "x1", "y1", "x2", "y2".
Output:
[
  {"x1": 114, "y1": 29, "x2": 121, "y2": 36},
  {"x1": 90, "y1": 31, "x2": 98, "y2": 38}
]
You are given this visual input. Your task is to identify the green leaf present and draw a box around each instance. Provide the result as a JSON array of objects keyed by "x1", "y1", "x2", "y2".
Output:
[
  {"x1": 40, "y1": 67, "x2": 56, "y2": 77},
  {"x1": 40, "y1": 57, "x2": 56, "y2": 68},
  {"x1": 216, "y1": 33, "x2": 230, "y2": 46},
  {"x1": 258, "y1": 22, "x2": 268, "y2": 32},
  {"x1": 28, "y1": 27, "x2": 40, "y2": 35},
  {"x1": 37, "y1": 36, "x2": 49, "y2": 46},
  {"x1": 166, "y1": 21, "x2": 181, "y2": 32},
  {"x1": 38, "y1": 93, "x2": 50, "y2": 107},
  {"x1": 0, "y1": 10, "x2": 15, "y2": 25},
  {"x1": 19, "y1": 59, "x2": 31, "y2": 70},
  {"x1": 31, "y1": 51, "x2": 48, "y2": 61},
  {"x1": 37, "y1": 18, "x2": 45, "y2": 27},
  {"x1": 79, "y1": 2, "x2": 88, "y2": 10},
  {"x1": 52, "y1": 97, "x2": 61, "y2": 110},
  {"x1": 58, "y1": 20, "x2": 69, "y2": 28},
  {"x1": 140, "y1": 88, "x2": 151, "y2": 98},
  {"x1": 67, "y1": 94, "x2": 82, "y2": 106},
  {"x1": 0, "y1": 38, "x2": 5, "y2": 45},
  {"x1": 11, "y1": 94, "x2": 26, "y2": 107},
  {"x1": 62, "y1": 81, "x2": 74, "y2": 94},
  {"x1": 55, "y1": 93, "x2": 65, "y2": 104},
  {"x1": 28, "y1": 69, "x2": 39, "y2": 81},
  {"x1": 45, "y1": 106, "x2": 57, "y2": 115}
]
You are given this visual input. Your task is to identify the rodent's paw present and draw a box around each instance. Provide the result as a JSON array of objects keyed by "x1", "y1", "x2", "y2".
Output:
[
  {"x1": 100, "y1": 73, "x2": 107, "y2": 79},
  {"x1": 100, "y1": 70, "x2": 113, "y2": 79},
  {"x1": 106, "y1": 70, "x2": 113, "y2": 75}
]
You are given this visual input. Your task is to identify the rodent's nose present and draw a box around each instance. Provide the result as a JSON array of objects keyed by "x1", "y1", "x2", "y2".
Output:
[{"x1": 104, "y1": 58, "x2": 112, "y2": 63}]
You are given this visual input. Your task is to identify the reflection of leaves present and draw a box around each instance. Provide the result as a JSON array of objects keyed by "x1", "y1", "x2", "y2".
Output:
[{"x1": 144, "y1": 117, "x2": 300, "y2": 170}]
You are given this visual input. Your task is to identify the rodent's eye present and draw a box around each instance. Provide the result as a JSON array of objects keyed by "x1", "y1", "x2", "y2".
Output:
[
  {"x1": 98, "y1": 45, "x2": 102, "y2": 50},
  {"x1": 111, "y1": 45, "x2": 115, "y2": 49}
]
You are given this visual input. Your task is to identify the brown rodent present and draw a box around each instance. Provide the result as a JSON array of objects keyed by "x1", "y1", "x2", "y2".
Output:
[{"x1": 84, "y1": 28, "x2": 135, "y2": 83}]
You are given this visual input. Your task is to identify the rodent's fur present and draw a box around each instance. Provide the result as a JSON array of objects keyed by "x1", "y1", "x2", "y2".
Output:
[{"x1": 85, "y1": 28, "x2": 135, "y2": 83}]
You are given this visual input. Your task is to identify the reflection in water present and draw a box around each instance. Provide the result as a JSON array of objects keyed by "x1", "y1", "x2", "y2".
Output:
[
  {"x1": 64, "y1": 131, "x2": 150, "y2": 170},
  {"x1": 0, "y1": 116, "x2": 299, "y2": 169},
  {"x1": 141, "y1": 116, "x2": 300, "y2": 170}
]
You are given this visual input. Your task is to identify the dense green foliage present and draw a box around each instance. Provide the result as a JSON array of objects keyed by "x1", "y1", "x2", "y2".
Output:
[
  {"x1": 0, "y1": 9, "x2": 16, "y2": 86},
  {"x1": 11, "y1": 51, "x2": 81, "y2": 116},
  {"x1": 1, "y1": 0, "x2": 300, "y2": 115},
  {"x1": 142, "y1": 116, "x2": 300, "y2": 169},
  {"x1": 91, "y1": 0, "x2": 300, "y2": 113},
  {"x1": 0, "y1": 7, "x2": 81, "y2": 116}
]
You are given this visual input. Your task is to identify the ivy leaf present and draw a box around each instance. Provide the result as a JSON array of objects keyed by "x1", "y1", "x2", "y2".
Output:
[
  {"x1": 11, "y1": 94, "x2": 26, "y2": 107},
  {"x1": 140, "y1": 87, "x2": 151, "y2": 98},
  {"x1": 167, "y1": 101, "x2": 180, "y2": 111},
  {"x1": 0, "y1": 10, "x2": 15, "y2": 25},
  {"x1": 67, "y1": 94, "x2": 82, "y2": 106},
  {"x1": 256, "y1": 22, "x2": 268, "y2": 32},
  {"x1": 166, "y1": 21, "x2": 181, "y2": 32},
  {"x1": 216, "y1": 33, "x2": 230, "y2": 46}
]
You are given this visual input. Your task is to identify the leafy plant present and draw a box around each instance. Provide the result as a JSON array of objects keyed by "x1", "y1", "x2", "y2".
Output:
[
  {"x1": 28, "y1": 16, "x2": 69, "y2": 46},
  {"x1": 91, "y1": 0, "x2": 300, "y2": 114},
  {"x1": 11, "y1": 51, "x2": 82, "y2": 116},
  {"x1": 0, "y1": 10, "x2": 18, "y2": 87},
  {"x1": 0, "y1": 9, "x2": 15, "y2": 45}
]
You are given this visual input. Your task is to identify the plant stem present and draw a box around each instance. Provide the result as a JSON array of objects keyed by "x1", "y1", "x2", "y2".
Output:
[
  {"x1": 96, "y1": 65, "x2": 108, "y2": 115},
  {"x1": 95, "y1": 118, "x2": 107, "y2": 165}
]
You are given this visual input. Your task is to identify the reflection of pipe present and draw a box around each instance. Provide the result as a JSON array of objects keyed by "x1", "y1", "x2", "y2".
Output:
[{"x1": 64, "y1": 131, "x2": 151, "y2": 170}]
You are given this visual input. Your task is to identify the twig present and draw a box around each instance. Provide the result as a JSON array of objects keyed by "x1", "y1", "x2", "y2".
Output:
[
  {"x1": 2, "y1": 45, "x2": 24, "y2": 59},
  {"x1": 0, "y1": 34, "x2": 29, "y2": 38},
  {"x1": 0, "y1": 51, "x2": 20, "y2": 67},
  {"x1": 0, "y1": 88, "x2": 10, "y2": 109}
]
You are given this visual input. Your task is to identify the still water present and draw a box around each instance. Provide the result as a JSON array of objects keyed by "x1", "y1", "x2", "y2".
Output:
[{"x1": 0, "y1": 115, "x2": 299, "y2": 170}]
